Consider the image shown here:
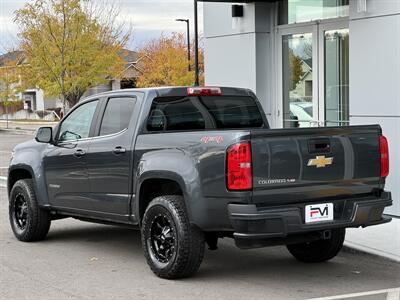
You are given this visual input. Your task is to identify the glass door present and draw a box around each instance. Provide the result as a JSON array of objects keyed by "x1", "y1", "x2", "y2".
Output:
[
  {"x1": 277, "y1": 20, "x2": 349, "y2": 128},
  {"x1": 278, "y1": 25, "x2": 318, "y2": 128}
]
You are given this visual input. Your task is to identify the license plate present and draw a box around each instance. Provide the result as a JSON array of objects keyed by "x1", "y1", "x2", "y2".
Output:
[{"x1": 305, "y1": 203, "x2": 334, "y2": 223}]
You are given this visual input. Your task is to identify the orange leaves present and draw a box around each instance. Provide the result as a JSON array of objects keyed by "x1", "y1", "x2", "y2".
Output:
[{"x1": 136, "y1": 33, "x2": 204, "y2": 88}]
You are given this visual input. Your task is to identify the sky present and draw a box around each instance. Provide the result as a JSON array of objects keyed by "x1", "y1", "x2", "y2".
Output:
[{"x1": 0, "y1": 0, "x2": 204, "y2": 54}]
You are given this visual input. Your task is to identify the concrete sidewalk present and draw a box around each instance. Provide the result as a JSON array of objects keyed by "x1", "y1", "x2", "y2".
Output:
[{"x1": 345, "y1": 216, "x2": 400, "y2": 262}]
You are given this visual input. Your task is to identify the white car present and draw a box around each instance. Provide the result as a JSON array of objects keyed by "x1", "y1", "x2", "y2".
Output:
[{"x1": 290, "y1": 102, "x2": 313, "y2": 127}]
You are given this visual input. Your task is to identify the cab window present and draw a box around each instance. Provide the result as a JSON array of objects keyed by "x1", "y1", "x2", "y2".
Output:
[
  {"x1": 58, "y1": 100, "x2": 99, "y2": 142},
  {"x1": 99, "y1": 97, "x2": 136, "y2": 136}
]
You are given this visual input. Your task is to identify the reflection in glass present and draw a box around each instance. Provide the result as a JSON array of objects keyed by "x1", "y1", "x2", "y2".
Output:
[
  {"x1": 325, "y1": 28, "x2": 349, "y2": 126},
  {"x1": 279, "y1": 0, "x2": 349, "y2": 25},
  {"x1": 282, "y1": 33, "x2": 313, "y2": 128}
]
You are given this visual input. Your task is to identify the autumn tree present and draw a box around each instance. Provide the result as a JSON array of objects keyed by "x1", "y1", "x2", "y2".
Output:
[
  {"x1": 289, "y1": 48, "x2": 305, "y2": 90},
  {"x1": 15, "y1": 0, "x2": 130, "y2": 109},
  {"x1": 0, "y1": 55, "x2": 23, "y2": 104},
  {"x1": 136, "y1": 33, "x2": 204, "y2": 87}
]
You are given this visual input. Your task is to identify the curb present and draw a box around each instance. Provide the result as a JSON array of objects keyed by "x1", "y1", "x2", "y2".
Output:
[
  {"x1": 342, "y1": 243, "x2": 400, "y2": 263},
  {"x1": 0, "y1": 128, "x2": 35, "y2": 135},
  {"x1": 0, "y1": 121, "x2": 58, "y2": 125}
]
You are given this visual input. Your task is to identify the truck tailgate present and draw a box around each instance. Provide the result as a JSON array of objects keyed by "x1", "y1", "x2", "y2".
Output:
[{"x1": 251, "y1": 125, "x2": 382, "y2": 205}]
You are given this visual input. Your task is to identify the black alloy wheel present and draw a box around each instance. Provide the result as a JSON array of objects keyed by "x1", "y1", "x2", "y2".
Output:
[
  {"x1": 13, "y1": 193, "x2": 29, "y2": 230},
  {"x1": 149, "y1": 214, "x2": 177, "y2": 264}
]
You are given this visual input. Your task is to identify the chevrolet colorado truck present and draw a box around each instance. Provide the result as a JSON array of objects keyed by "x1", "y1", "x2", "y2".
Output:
[{"x1": 8, "y1": 87, "x2": 392, "y2": 279}]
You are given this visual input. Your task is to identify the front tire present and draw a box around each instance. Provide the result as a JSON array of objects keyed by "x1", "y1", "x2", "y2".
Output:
[
  {"x1": 141, "y1": 195, "x2": 205, "y2": 279},
  {"x1": 287, "y1": 228, "x2": 345, "y2": 263},
  {"x1": 9, "y1": 179, "x2": 51, "y2": 242}
]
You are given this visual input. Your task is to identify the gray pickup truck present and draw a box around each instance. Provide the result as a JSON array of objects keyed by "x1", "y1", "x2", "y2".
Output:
[{"x1": 8, "y1": 87, "x2": 392, "y2": 279}]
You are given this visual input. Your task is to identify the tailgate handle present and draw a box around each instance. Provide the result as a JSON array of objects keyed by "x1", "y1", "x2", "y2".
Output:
[{"x1": 308, "y1": 139, "x2": 331, "y2": 153}]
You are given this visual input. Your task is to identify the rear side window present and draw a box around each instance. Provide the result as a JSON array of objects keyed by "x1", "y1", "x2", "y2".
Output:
[
  {"x1": 147, "y1": 96, "x2": 264, "y2": 132},
  {"x1": 100, "y1": 97, "x2": 135, "y2": 136}
]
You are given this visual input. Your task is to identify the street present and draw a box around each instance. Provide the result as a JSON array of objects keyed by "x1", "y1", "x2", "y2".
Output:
[{"x1": 0, "y1": 131, "x2": 399, "y2": 300}]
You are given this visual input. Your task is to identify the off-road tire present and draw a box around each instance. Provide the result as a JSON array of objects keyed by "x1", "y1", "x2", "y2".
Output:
[
  {"x1": 141, "y1": 195, "x2": 205, "y2": 279},
  {"x1": 287, "y1": 228, "x2": 345, "y2": 263},
  {"x1": 9, "y1": 179, "x2": 51, "y2": 242}
]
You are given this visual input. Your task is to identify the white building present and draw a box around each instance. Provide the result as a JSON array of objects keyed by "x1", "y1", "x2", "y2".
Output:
[{"x1": 202, "y1": 0, "x2": 399, "y2": 217}]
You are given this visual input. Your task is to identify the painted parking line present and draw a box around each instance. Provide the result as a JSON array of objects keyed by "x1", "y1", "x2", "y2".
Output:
[
  {"x1": 309, "y1": 288, "x2": 400, "y2": 300},
  {"x1": 0, "y1": 176, "x2": 6, "y2": 188}
]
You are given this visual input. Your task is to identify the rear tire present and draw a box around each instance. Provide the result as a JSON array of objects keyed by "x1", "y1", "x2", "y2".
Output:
[
  {"x1": 9, "y1": 179, "x2": 51, "y2": 242},
  {"x1": 287, "y1": 228, "x2": 345, "y2": 263},
  {"x1": 141, "y1": 195, "x2": 205, "y2": 279}
]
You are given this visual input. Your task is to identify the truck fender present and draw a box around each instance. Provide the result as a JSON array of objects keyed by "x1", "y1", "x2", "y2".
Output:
[
  {"x1": 134, "y1": 150, "x2": 202, "y2": 225},
  {"x1": 8, "y1": 164, "x2": 50, "y2": 208}
]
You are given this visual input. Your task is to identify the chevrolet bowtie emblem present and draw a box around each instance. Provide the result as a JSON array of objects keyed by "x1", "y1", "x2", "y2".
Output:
[{"x1": 307, "y1": 156, "x2": 333, "y2": 168}]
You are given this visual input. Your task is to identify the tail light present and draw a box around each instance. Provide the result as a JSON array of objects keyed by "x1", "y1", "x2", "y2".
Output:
[
  {"x1": 379, "y1": 135, "x2": 389, "y2": 178},
  {"x1": 187, "y1": 87, "x2": 222, "y2": 96},
  {"x1": 227, "y1": 142, "x2": 252, "y2": 190}
]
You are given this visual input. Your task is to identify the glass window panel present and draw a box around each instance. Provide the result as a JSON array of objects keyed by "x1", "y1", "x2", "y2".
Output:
[
  {"x1": 100, "y1": 97, "x2": 135, "y2": 136},
  {"x1": 324, "y1": 28, "x2": 349, "y2": 126},
  {"x1": 58, "y1": 100, "x2": 98, "y2": 141},
  {"x1": 147, "y1": 96, "x2": 264, "y2": 132},
  {"x1": 279, "y1": 0, "x2": 349, "y2": 25},
  {"x1": 147, "y1": 97, "x2": 206, "y2": 131},
  {"x1": 200, "y1": 96, "x2": 264, "y2": 129},
  {"x1": 282, "y1": 33, "x2": 314, "y2": 128}
]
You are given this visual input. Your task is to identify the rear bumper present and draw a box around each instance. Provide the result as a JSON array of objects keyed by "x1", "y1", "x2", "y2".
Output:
[{"x1": 228, "y1": 192, "x2": 392, "y2": 249}]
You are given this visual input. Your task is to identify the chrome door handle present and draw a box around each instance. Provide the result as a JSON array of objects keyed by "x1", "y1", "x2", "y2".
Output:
[
  {"x1": 113, "y1": 146, "x2": 126, "y2": 154},
  {"x1": 74, "y1": 149, "x2": 86, "y2": 158}
]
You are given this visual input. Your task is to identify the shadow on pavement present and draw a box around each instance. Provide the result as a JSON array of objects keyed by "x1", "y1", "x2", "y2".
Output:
[{"x1": 41, "y1": 220, "x2": 399, "y2": 283}]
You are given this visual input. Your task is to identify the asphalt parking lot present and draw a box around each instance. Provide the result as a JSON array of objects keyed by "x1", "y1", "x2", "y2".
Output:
[{"x1": 0, "y1": 131, "x2": 399, "y2": 300}]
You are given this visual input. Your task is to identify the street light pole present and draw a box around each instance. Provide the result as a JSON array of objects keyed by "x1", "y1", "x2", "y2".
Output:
[
  {"x1": 175, "y1": 18, "x2": 191, "y2": 72},
  {"x1": 193, "y1": 0, "x2": 200, "y2": 86}
]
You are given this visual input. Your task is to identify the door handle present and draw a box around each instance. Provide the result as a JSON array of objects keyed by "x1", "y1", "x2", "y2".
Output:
[
  {"x1": 113, "y1": 146, "x2": 126, "y2": 155},
  {"x1": 74, "y1": 149, "x2": 86, "y2": 158}
]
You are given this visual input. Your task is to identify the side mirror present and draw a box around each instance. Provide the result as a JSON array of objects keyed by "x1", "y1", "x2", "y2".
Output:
[{"x1": 35, "y1": 127, "x2": 53, "y2": 143}]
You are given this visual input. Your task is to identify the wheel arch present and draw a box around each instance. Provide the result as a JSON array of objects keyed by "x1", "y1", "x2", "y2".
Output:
[
  {"x1": 8, "y1": 165, "x2": 50, "y2": 207},
  {"x1": 136, "y1": 171, "x2": 192, "y2": 225},
  {"x1": 8, "y1": 166, "x2": 34, "y2": 196}
]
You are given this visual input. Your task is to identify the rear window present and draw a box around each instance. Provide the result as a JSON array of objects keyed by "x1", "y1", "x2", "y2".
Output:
[{"x1": 147, "y1": 96, "x2": 264, "y2": 132}]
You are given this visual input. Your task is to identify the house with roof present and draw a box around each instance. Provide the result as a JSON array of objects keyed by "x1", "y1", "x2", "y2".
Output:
[
  {"x1": 292, "y1": 58, "x2": 313, "y2": 103},
  {"x1": 0, "y1": 49, "x2": 142, "y2": 119}
]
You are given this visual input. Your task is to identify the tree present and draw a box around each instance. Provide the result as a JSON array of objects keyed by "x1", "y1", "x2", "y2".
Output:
[
  {"x1": 0, "y1": 55, "x2": 24, "y2": 127},
  {"x1": 288, "y1": 48, "x2": 304, "y2": 90},
  {"x1": 15, "y1": 0, "x2": 130, "y2": 109},
  {"x1": 0, "y1": 56, "x2": 23, "y2": 104},
  {"x1": 136, "y1": 33, "x2": 204, "y2": 88}
]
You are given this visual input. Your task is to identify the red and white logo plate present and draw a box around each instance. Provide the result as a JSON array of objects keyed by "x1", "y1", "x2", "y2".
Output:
[{"x1": 305, "y1": 203, "x2": 334, "y2": 223}]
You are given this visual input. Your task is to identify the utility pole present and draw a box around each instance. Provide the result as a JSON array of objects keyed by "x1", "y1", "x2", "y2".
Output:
[
  {"x1": 194, "y1": 0, "x2": 200, "y2": 86},
  {"x1": 175, "y1": 18, "x2": 191, "y2": 71}
]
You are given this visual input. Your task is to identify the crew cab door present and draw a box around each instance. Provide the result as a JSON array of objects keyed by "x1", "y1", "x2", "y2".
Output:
[
  {"x1": 44, "y1": 99, "x2": 100, "y2": 209},
  {"x1": 86, "y1": 96, "x2": 137, "y2": 220}
]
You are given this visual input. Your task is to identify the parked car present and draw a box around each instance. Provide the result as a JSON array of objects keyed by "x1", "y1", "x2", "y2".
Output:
[
  {"x1": 8, "y1": 87, "x2": 392, "y2": 279},
  {"x1": 290, "y1": 102, "x2": 313, "y2": 127}
]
